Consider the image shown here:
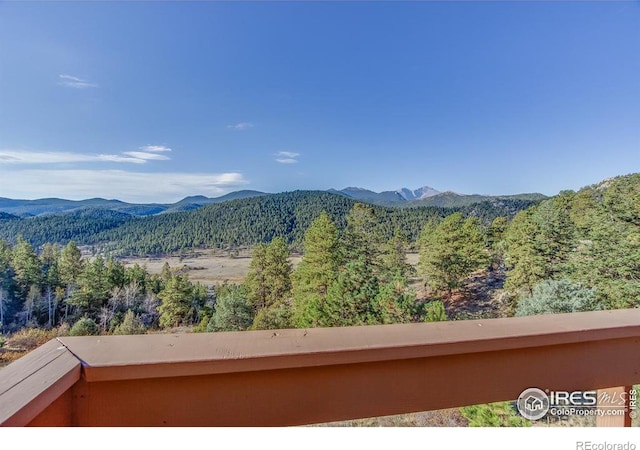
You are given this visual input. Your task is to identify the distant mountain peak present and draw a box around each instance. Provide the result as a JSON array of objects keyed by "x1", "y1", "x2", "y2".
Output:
[
  {"x1": 342, "y1": 186, "x2": 375, "y2": 193},
  {"x1": 178, "y1": 195, "x2": 210, "y2": 203},
  {"x1": 333, "y1": 185, "x2": 443, "y2": 205},
  {"x1": 396, "y1": 186, "x2": 441, "y2": 201}
]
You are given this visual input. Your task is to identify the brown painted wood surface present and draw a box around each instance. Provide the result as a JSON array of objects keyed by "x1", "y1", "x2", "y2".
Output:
[
  {"x1": 0, "y1": 340, "x2": 80, "y2": 426},
  {"x1": 27, "y1": 389, "x2": 73, "y2": 427},
  {"x1": 2, "y1": 309, "x2": 639, "y2": 426},
  {"x1": 69, "y1": 336, "x2": 640, "y2": 426},
  {"x1": 57, "y1": 309, "x2": 640, "y2": 382},
  {"x1": 596, "y1": 386, "x2": 633, "y2": 427}
]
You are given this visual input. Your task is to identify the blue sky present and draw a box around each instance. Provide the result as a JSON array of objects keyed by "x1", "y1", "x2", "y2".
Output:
[{"x1": 0, "y1": 2, "x2": 638, "y2": 203}]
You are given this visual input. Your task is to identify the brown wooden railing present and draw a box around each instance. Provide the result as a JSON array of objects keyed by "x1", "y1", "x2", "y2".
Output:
[{"x1": 1, "y1": 309, "x2": 639, "y2": 427}]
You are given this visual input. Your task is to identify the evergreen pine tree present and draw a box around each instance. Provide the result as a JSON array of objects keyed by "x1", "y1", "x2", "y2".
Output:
[
  {"x1": 11, "y1": 237, "x2": 42, "y2": 301},
  {"x1": 207, "y1": 284, "x2": 254, "y2": 332},
  {"x1": 59, "y1": 241, "x2": 83, "y2": 288},
  {"x1": 419, "y1": 213, "x2": 488, "y2": 298},
  {"x1": 504, "y1": 209, "x2": 547, "y2": 293},
  {"x1": 321, "y1": 258, "x2": 380, "y2": 327},
  {"x1": 380, "y1": 229, "x2": 413, "y2": 283},
  {"x1": 112, "y1": 309, "x2": 146, "y2": 335},
  {"x1": 291, "y1": 212, "x2": 341, "y2": 327},
  {"x1": 158, "y1": 274, "x2": 194, "y2": 328},
  {"x1": 245, "y1": 243, "x2": 268, "y2": 310},
  {"x1": 251, "y1": 300, "x2": 292, "y2": 330},
  {"x1": 245, "y1": 238, "x2": 292, "y2": 311},
  {"x1": 67, "y1": 255, "x2": 110, "y2": 316},
  {"x1": 263, "y1": 237, "x2": 292, "y2": 308},
  {"x1": 69, "y1": 316, "x2": 100, "y2": 336}
]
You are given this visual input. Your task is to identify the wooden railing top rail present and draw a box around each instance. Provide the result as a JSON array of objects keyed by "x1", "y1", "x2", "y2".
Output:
[
  {"x1": 1, "y1": 308, "x2": 639, "y2": 426},
  {"x1": 0, "y1": 340, "x2": 80, "y2": 426},
  {"x1": 57, "y1": 309, "x2": 640, "y2": 382}
]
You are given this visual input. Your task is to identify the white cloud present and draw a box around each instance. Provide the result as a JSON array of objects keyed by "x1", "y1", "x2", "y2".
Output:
[
  {"x1": 0, "y1": 169, "x2": 249, "y2": 203},
  {"x1": 0, "y1": 147, "x2": 172, "y2": 165},
  {"x1": 227, "y1": 122, "x2": 254, "y2": 131},
  {"x1": 96, "y1": 154, "x2": 146, "y2": 164},
  {"x1": 141, "y1": 145, "x2": 171, "y2": 153},
  {"x1": 58, "y1": 74, "x2": 98, "y2": 89},
  {"x1": 122, "y1": 151, "x2": 171, "y2": 161},
  {"x1": 0, "y1": 150, "x2": 140, "y2": 164},
  {"x1": 274, "y1": 151, "x2": 300, "y2": 164},
  {"x1": 276, "y1": 151, "x2": 299, "y2": 158}
]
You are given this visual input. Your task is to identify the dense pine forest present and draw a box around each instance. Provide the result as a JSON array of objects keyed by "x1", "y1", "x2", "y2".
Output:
[
  {"x1": 0, "y1": 191, "x2": 538, "y2": 255},
  {"x1": 0, "y1": 173, "x2": 638, "y2": 358}
]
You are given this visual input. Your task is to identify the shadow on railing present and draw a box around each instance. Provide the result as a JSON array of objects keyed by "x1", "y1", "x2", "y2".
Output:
[{"x1": 1, "y1": 309, "x2": 639, "y2": 427}]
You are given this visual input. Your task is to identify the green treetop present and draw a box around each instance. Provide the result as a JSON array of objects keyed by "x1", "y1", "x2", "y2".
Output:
[
  {"x1": 419, "y1": 213, "x2": 488, "y2": 299},
  {"x1": 157, "y1": 274, "x2": 194, "y2": 328},
  {"x1": 245, "y1": 237, "x2": 292, "y2": 312},
  {"x1": 291, "y1": 212, "x2": 342, "y2": 327}
]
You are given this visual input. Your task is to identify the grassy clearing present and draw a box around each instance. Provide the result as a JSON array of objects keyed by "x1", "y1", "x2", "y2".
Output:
[{"x1": 122, "y1": 249, "x2": 302, "y2": 286}]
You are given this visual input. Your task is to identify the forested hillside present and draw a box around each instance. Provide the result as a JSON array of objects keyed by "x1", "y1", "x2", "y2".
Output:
[
  {"x1": 503, "y1": 173, "x2": 640, "y2": 311},
  {"x1": 0, "y1": 209, "x2": 132, "y2": 247},
  {"x1": 0, "y1": 190, "x2": 268, "y2": 217},
  {"x1": 0, "y1": 190, "x2": 538, "y2": 255},
  {"x1": 0, "y1": 213, "x2": 19, "y2": 221},
  {"x1": 408, "y1": 192, "x2": 547, "y2": 208},
  {"x1": 0, "y1": 173, "x2": 638, "y2": 364}
]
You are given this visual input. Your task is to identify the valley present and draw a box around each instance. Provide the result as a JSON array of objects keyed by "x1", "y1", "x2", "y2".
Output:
[
  {"x1": 123, "y1": 251, "x2": 422, "y2": 287},
  {"x1": 122, "y1": 250, "x2": 304, "y2": 285},
  {"x1": 122, "y1": 250, "x2": 510, "y2": 320}
]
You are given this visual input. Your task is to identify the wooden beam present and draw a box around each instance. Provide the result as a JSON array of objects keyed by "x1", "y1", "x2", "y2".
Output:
[
  {"x1": 71, "y1": 336, "x2": 640, "y2": 426},
  {"x1": 0, "y1": 339, "x2": 80, "y2": 426},
  {"x1": 57, "y1": 309, "x2": 640, "y2": 426},
  {"x1": 57, "y1": 309, "x2": 640, "y2": 382},
  {"x1": 596, "y1": 386, "x2": 632, "y2": 427},
  {"x1": 3, "y1": 309, "x2": 640, "y2": 427}
]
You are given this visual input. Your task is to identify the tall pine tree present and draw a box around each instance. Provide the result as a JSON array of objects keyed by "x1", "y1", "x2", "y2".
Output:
[
  {"x1": 291, "y1": 212, "x2": 341, "y2": 327},
  {"x1": 245, "y1": 237, "x2": 292, "y2": 312},
  {"x1": 419, "y1": 213, "x2": 488, "y2": 298},
  {"x1": 158, "y1": 274, "x2": 194, "y2": 328}
]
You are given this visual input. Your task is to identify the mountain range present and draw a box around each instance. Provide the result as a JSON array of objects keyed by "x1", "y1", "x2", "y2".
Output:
[
  {"x1": 0, "y1": 190, "x2": 543, "y2": 255},
  {"x1": 0, "y1": 190, "x2": 267, "y2": 218},
  {"x1": 0, "y1": 186, "x2": 547, "y2": 218},
  {"x1": 327, "y1": 186, "x2": 442, "y2": 205},
  {"x1": 331, "y1": 186, "x2": 546, "y2": 208}
]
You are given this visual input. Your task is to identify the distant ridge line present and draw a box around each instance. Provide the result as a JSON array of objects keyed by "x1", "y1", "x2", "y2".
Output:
[{"x1": 0, "y1": 186, "x2": 548, "y2": 217}]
